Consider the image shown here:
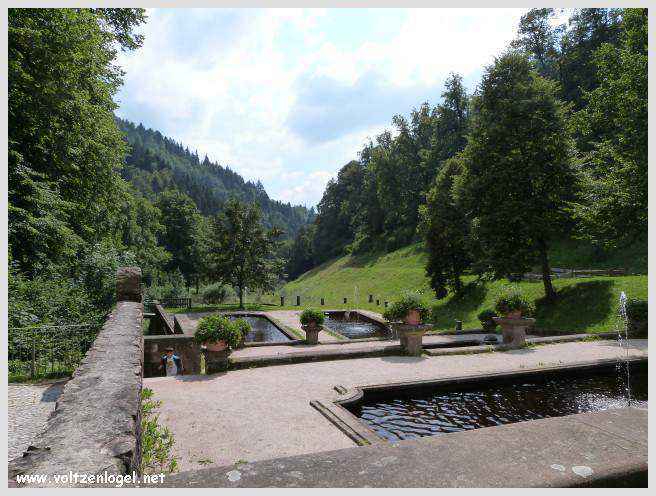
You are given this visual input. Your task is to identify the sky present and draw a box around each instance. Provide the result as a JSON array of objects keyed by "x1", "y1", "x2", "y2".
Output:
[{"x1": 115, "y1": 8, "x2": 533, "y2": 207}]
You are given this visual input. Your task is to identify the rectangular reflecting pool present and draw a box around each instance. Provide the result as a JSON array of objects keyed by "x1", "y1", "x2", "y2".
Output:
[
  {"x1": 344, "y1": 361, "x2": 647, "y2": 442},
  {"x1": 323, "y1": 311, "x2": 391, "y2": 339},
  {"x1": 227, "y1": 315, "x2": 291, "y2": 343}
]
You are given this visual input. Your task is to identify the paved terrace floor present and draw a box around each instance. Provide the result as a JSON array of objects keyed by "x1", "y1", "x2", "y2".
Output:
[
  {"x1": 145, "y1": 339, "x2": 647, "y2": 472},
  {"x1": 8, "y1": 382, "x2": 64, "y2": 461}
]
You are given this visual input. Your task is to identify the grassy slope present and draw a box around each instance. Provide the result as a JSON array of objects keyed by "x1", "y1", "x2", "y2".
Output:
[{"x1": 279, "y1": 242, "x2": 647, "y2": 333}]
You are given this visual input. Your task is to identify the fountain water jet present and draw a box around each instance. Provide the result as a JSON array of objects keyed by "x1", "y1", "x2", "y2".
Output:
[{"x1": 617, "y1": 292, "x2": 632, "y2": 406}]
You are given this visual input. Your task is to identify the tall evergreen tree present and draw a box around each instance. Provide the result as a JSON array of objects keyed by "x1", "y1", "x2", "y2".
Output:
[
  {"x1": 155, "y1": 190, "x2": 205, "y2": 286},
  {"x1": 420, "y1": 156, "x2": 471, "y2": 298},
  {"x1": 457, "y1": 52, "x2": 578, "y2": 301},
  {"x1": 572, "y1": 8, "x2": 648, "y2": 249},
  {"x1": 8, "y1": 8, "x2": 146, "y2": 273}
]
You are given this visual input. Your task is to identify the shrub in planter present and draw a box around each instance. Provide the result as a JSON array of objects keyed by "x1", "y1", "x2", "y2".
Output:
[
  {"x1": 494, "y1": 286, "x2": 534, "y2": 318},
  {"x1": 193, "y1": 315, "x2": 247, "y2": 351},
  {"x1": 625, "y1": 298, "x2": 647, "y2": 337},
  {"x1": 231, "y1": 318, "x2": 251, "y2": 347},
  {"x1": 300, "y1": 308, "x2": 325, "y2": 327},
  {"x1": 478, "y1": 309, "x2": 498, "y2": 331},
  {"x1": 384, "y1": 291, "x2": 430, "y2": 325},
  {"x1": 202, "y1": 283, "x2": 228, "y2": 304}
]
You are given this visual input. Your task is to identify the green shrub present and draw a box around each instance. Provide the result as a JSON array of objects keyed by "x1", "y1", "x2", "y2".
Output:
[
  {"x1": 193, "y1": 315, "x2": 247, "y2": 349},
  {"x1": 300, "y1": 308, "x2": 325, "y2": 326},
  {"x1": 625, "y1": 298, "x2": 647, "y2": 322},
  {"x1": 383, "y1": 290, "x2": 430, "y2": 322},
  {"x1": 494, "y1": 285, "x2": 534, "y2": 316},
  {"x1": 141, "y1": 388, "x2": 178, "y2": 474},
  {"x1": 202, "y1": 283, "x2": 228, "y2": 304},
  {"x1": 477, "y1": 309, "x2": 498, "y2": 331},
  {"x1": 144, "y1": 283, "x2": 187, "y2": 301},
  {"x1": 231, "y1": 318, "x2": 251, "y2": 341}
]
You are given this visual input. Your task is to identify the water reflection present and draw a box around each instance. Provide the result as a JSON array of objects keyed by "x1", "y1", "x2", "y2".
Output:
[
  {"x1": 227, "y1": 315, "x2": 291, "y2": 343},
  {"x1": 324, "y1": 313, "x2": 391, "y2": 339}
]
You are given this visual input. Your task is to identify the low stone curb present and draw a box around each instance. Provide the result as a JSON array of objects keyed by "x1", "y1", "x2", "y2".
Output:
[{"x1": 228, "y1": 333, "x2": 619, "y2": 370}]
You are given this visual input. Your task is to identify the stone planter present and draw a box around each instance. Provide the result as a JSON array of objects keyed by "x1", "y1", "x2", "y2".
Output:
[
  {"x1": 492, "y1": 317, "x2": 535, "y2": 348},
  {"x1": 302, "y1": 322, "x2": 321, "y2": 345},
  {"x1": 393, "y1": 323, "x2": 432, "y2": 356},
  {"x1": 204, "y1": 340, "x2": 227, "y2": 352},
  {"x1": 204, "y1": 347, "x2": 231, "y2": 374},
  {"x1": 404, "y1": 309, "x2": 422, "y2": 326}
]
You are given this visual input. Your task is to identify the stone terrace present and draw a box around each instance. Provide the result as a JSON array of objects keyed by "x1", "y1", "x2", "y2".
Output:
[{"x1": 145, "y1": 339, "x2": 647, "y2": 473}]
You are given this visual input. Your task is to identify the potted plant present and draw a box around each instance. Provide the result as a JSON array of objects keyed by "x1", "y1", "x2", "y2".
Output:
[
  {"x1": 625, "y1": 298, "x2": 647, "y2": 338},
  {"x1": 193, "y1": 315, "x2": 245, "y2": 352},
  {"x1": 477, "y1": 309, "x2": 498, "y2": 332},
  {"x1": 494, "y1": 286, "x2": 534, "y2": 319},
  {"x1": 300, "y1": 308, "x2": 325, "y2": 344},
  {"x1": 383, "y1": 291, "x2": 430, "y2": 325}
]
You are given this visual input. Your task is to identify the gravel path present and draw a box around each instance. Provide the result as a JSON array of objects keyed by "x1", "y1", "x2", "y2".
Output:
[
  {"x1": 145, "y1": 339, "x2": 647, "y2": 472},
  {"x1": 8, "y1": 382, "x2": 65, "y2": 461}
]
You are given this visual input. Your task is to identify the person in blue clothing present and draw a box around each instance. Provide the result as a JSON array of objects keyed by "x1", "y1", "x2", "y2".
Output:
[{"x1": 159, "y1": 347, "x2": 183, "y2": 376}]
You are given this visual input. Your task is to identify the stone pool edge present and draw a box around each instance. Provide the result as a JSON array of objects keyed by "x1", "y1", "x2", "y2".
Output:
[{"x1": 312, "y1": 356, "x2": 648, "y2": 446}]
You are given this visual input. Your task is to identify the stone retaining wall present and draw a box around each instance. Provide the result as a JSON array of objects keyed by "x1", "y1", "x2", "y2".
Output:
[
  {"x1": 9, "y1": 268, "x2": 145, "y2": 487},
  {"x1": 144, "y1": 335, "x2": 202, "y2": 377}
]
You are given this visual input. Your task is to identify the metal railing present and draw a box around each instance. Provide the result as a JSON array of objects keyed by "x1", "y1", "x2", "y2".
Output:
[{"x1": 8, "y1": 323, "x2": 100, "y2": 381}]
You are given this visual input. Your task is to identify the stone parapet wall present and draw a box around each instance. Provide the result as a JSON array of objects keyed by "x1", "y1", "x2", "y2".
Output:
[
  {"x1": 10, "y1": 268, "x2": 145, "y2": 487},
  {"x1": 149, "y1": 303, "x2": 176, "y2": 335}
]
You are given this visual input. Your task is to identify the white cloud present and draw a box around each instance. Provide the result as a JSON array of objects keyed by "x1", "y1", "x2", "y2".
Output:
[{"x1": 116, "y1": 8, "x2": 526, "y2": 206}]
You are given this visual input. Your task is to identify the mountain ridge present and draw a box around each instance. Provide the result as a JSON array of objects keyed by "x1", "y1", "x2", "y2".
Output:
[{"x1": 117, "y1": 117, "x2": 314, "y2": 237}]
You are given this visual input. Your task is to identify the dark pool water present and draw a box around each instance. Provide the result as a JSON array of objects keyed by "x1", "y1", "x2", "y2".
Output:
[
  {"x1": 228, "y1": 315, "x2": 290, "y2": 343},
  {"x1": 346, "y1": 363, "x2": 648, "y2": 442},
  {"x1": 324, "y1": 313, "x2": 391, "y2": 339}
]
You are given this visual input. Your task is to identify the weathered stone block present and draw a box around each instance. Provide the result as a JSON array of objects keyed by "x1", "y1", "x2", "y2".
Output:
[{"x1": 116, "y1": 266, "x2": 142, "y2": 302}]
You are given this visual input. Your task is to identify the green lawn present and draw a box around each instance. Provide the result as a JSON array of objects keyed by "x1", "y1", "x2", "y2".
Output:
[{"x1": 276, "y1": 243, "x2": 647, "y2": 334}]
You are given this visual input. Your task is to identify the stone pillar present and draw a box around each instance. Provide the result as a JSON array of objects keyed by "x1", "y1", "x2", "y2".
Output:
[
  {"x1": 302, "y1": 324, "x2": 320, "y2": 345},
  {"x1": 393, "y1": 324, "x2": 431, "y2": 356},
  {"x1": 116, "y1": 267, "x2": 142, "y2": 302},
  {"x1": 492, "y1": 317, "x2": 535, "y2": 348},
  {"x1": 204, "y1": 349, "x2": 230, "y2": 374}
]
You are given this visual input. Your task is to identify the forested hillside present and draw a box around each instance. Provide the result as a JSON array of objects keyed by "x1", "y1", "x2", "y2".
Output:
[
  {"x1": 287, "y1": 8, "x2": 648, "y2": 302},
  {"x1": 118, "y1": 118, "x2": 313, "y2": 236}
]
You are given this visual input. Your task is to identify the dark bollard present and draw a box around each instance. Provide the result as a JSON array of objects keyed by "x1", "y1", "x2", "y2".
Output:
[
  {"x1": 376, "y1": 299, "x2": 380, "y2": 306},
  {"x1": 343, "y1": 297, "x2": 347, "y2": 304},
  {"x1": 455, "y1": 320, "x2": 463, "y2": 332},
  {"x1": 368, "y1": 294, "x2": 373, "y2": 303},
  {"x1": 296, "y1": 295, "x2": 300, "y2": 306},
  {"x1": 384, "y1": 301, "x2": 388, "y2": 308},
  {"x1": 280, "y1": 296, "x2": 285, "y2": 306},
  {"x1": 321, "y1": 298, "x2": 325, "y2": 305}
]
